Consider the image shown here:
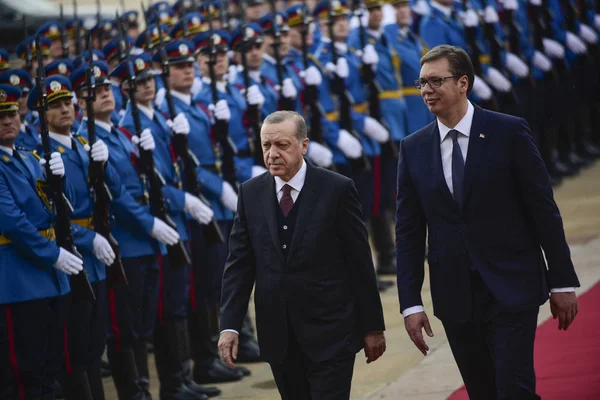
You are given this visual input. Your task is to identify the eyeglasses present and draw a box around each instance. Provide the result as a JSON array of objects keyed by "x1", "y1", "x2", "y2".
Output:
[{"x1": 414, "y1": 76, "x2": 460, "y2": 90}]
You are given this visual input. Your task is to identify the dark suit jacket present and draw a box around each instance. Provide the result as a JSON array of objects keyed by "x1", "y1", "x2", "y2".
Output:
[
  {"x1": 220, "y1": 161, "x2": 385, "y2": 364},
  {"x1": 395, "y1": 105, "x2": 580, "y2": 322}
]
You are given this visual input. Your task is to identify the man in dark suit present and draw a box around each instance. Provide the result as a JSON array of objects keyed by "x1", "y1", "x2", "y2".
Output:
[
  {"x1": 395, "y1": 45, "x2": 580, "y2": 400},
  {"x1": 218, "y1": 111, "x2": 386, "y2": 399}
]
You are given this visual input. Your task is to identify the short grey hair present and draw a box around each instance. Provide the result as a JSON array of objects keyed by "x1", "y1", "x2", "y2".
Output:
[{"x1": 263, "y1": 111, "x2": 308, "y2": 141}]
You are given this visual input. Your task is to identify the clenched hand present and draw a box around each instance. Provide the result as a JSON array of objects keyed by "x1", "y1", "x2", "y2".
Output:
[{"x1": 363, "y1": 331, "x2": 386, "y2": 363}]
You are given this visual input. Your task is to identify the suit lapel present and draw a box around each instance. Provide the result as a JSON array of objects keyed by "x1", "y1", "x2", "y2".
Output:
[
  {"x1": 430, "y1": 123, "x2": 459, "y2": 211},
  {"x1": 462, "y1": 106, "x2": 489, "y2": 210},
  {"x1": 262, "y1": 174, "x2": 285, "y2": 263}
]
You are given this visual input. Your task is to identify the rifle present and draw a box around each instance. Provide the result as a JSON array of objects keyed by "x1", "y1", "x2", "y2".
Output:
[
  {"x1": 74, "y1": 0, "x2": 83, "y2": 58},
  {"x1": 220, "y1": 0, "x2": 230, "y2": 31},
  {"x1": 140, "y1": 2, "x2": 155, "y2": 51},
  {"x1": 352, "y1": 0, "x2": 397, "y2": 161},
  {"x1": 207, "y1": 5, "x2": 239, "y2": 193},
  {"x1": 59, "y1": 5, "x2": 70, "y2": 59},
  {"x1": 500, "y1": 7, "x2": 520, "y2": 56},
  {"x1": 238, "y1": 0, "x2": 262, "y2": 165},
  {"x1": 155, "y1": 17, "x2": 225, "y2": 245},
  {"x1": 268, "y1": 0, "x2": 295, "y2": 111},
  {"x1": 83, "y1": 33, "x2": 128, "y2": 288},
  {"x1": 34, "y1": 35, "x2": 95, "y2": 302},
  {"x1": 96, "y1": 0, "x2": 103, "y2": 47},
  {"x1": 23, "y1": 17, "x2": 33, "y2": 71},
  {"x1": 115, "y1": 17, "x2": 192, "y2": 269},
  {"x1": 326, "y1": 3, "x2": 370, "y2": 171}
]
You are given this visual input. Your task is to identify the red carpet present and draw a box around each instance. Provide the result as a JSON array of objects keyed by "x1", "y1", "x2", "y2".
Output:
[{"x1": 447, "y1": 282, "x2": 600, "y2": 400}]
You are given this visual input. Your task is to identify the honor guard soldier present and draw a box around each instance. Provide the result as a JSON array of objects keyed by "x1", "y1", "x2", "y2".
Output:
[
  {"x1": 36, "y1": 22, "x2": 66, "y2": 59},
  {"x1": 0, "y1": 50, "x2": 9, "y2": 72},
  {"x1": 0, "y1": 83, "x2": 82, "y2": 399},
  {"x1": 199, "y1": 2, "x2": 226, "y2": 30},
  {"x1": 148, "y1": 3, "x2": 178, "y2": 28},
  {"x1": 64, "y1": 18, "x2": 85, "y2": 57},
  {"x1": 103, "y1": 38, "x2": 135, "y2": 124},
  {"x1": 29, "y1": 75, "x2": 115, "y2": 400},
  {"x1": 71, "y1": 61, "x2": 181, "y2": 400},
  {"x1": 121, "y1": 10, "x2": 142, "y2": 41},
  {"x1": 90, "y1": 19, "x2": 116, "y2": 50},
  {"x1": 114, "y1": 51, "x2": 219, "y2": 400},
  {"x1": 0, "y1": 70, "x2": 40, "y2": 151},
  {"x1": 246, "y1": 0, "x2": 267, "y2": 23},
  {"x1": 170, "y1": 13, "x2": 209, "y2": 40},
  {"x1": 16, "y1": 36, "x2": 53, "y2": 76},
  {"x1": 44, "y1": 59, "x2": 81, "y2": 133}
]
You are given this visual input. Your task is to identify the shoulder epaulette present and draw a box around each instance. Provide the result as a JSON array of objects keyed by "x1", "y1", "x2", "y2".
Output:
[
  {"x1": 75, "y1": 135, "x2": 89, "y2": 146},
  {"x1": 28, "y1": 150, "x2": 41, "y2": 161}
]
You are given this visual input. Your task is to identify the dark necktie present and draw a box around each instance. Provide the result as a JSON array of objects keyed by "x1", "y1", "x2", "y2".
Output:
[
  {"x1": 279, "y1": 184, "x2": 294, "y2": 217},
  {"x1": 449, "y1": 129, "x2": 465, "y2": 207}
]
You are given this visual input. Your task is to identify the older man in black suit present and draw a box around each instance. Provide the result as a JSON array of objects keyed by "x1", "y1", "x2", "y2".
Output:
[{"x1": 218, "y1": 111, "x2": 386, "y2": 400}]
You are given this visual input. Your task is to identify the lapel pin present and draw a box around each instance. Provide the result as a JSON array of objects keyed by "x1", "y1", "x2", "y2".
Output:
[{"x1": 479, "y1": 133, "x2": 486, "y2": 139}]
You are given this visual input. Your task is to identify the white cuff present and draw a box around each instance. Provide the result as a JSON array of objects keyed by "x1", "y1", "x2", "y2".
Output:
[
  {"x1": 220, "y1": 329, "x2": 239, "y2": 335},
  {"x1": 402, "y1": 305, "x2": 425, "y2": 318},
  {"x1": 550, "y1": 287, "x2": 575, "y2": 293}
]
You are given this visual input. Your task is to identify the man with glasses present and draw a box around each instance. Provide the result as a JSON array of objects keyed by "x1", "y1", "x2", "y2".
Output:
[{"x1": 395, "y1": 45, "x2": 580, "y2": 400}]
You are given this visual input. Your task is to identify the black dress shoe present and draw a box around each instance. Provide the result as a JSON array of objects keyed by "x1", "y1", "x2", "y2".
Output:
[
  {"x1": 548, "y1": 160, "x2": 578, "y2": 177},
  {"x1": 184, "y1": 379, "x2": 221, "y2": 398},
  {"x1": 549, "y1": 175, "x2": 562, "y2": 187},
  {"x1": 235, "y1": 366, "x2": 252, "y2": 376},
  {"x1": 377, "y1": 280, "x2": 394, "y2": 292},
  {"x1": 569, "y1": 152, "x2": 593, "y2": 167},
  {"x1": 160, "y1": 383, "x2": 208, "y2": 400},
  {"x1": 193, "y1": 358, "x2": 243, "y2": 384},
  {"x1": 54, "y1": 381, "x2": 63, "y2": 399},
  {"x1": 236, "y1": 338, "x2": 261, "y2": 363}
]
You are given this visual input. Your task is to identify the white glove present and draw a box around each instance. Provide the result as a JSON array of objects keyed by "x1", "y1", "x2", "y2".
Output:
[
  {"x1": 306, "y1": 141, "x2": 333, "y2": 167},
  {"x1": 362, "y1": 44, "x2": 379, "y2": 66},
  {"x1": 579, "y1": 24, "x2": 598, "y2": 44},
  {"x1": 155, "y1": 87, "x2": 166, "y2": 108},
  {"x1": 566, "y1": 31, "x2": 587, "y2": 54},
  {"x1": 363, "y1": 117, "x2": 390, "y2": 143},
  {"x1": 208, "y1": 99, "x2": 231, "y2": 122},
  {"x1": 54, "y1": 248, "x2": 84, "y2": 275},
  {"x1": 482, "y1": 5, "x2": 499, "y2": 24},
  {"x1": 532, "y1": 50, "x2": 552, "y2": 71},
  {"x1": 459, "y1": 9, "x2": 479, "y2": 27},
  {"x1": 502, "y1": 0, "x2": 518, "y2": 11},
  {"x1": 247, "y1": 85, "x2": 265, "y2": 107},
  {"x1": 281, "y1": 78, "x2": 298, "y2": 99},
  {"x1": 227, "y1": 64, "x2": 238, "y2": 84},
  {"x1": 150, "y1": 217, "x2": 180, "y2": 246},
  {"x1": 413, "y1": 0, "x2": 430, "y2": 16},
  {"x1": 90, "y1": 139, "x2": 109, "y2": 163},
  {"x1": 543, "y1": 38, "x2": 565, "y2": 58},
  {"x1": 119, "y1": 109, "x2": 126, "y2": 119},
  {"x1": 184, "y1": 193, "x2": 214, "y2": 225},
  {"x1": 220, "y1": 181, "x2": 238, "y2": 212},
  {"x1": 529, "y1": 0, "x2": 541, "y2": 5},
  {"x1": 505, "y1": 52, "x2": 529, "y2": 78},
  {"x1": 472, "y1": 75, "x2": 493, "y2": 100},
  {"x1": 326, "y1": 58, "x2": 349, "y2": 79},
  {"x1": 191, "y1": 76, "x2": 202, "y2": 96},
  {"x1": 595, "y1": 14, "x2": 600, "y2": 30},
  {"x1": 39, "y1": 152, "x2": 65, "y2": 177},
  {"x1": 92, "y1": 233, "x2": 116, "y2": 265},
  {"x1": 166, "y1": 113, "x2": 191, "y2": 135},
  {"x1": 336, "y1": 129, "x2": 363, "y2": 159},
  {"x1": 131, "y1": 128, "x2": 156, "y2": 152},
  {"x1": 485, "y1": 67, "x2": 512, "y2": 92},
  {"x1": 302, "y1": 66, "x2": 322, "y2": 86}
]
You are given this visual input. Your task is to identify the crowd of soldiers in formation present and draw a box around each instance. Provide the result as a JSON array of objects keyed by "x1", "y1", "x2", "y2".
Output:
[{"x1": 0, "y1": 0, "x2": 599, "y2": 398}]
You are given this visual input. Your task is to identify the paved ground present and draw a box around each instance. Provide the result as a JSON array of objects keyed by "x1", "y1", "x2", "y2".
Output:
[{"x1": 102, "y1": 162, "x2": 600, "y2": 400}]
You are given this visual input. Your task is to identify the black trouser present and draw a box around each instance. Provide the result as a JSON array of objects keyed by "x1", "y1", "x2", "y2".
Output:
[{"x1": 442, "y1": 271, "x2": 541, "y2": 400}]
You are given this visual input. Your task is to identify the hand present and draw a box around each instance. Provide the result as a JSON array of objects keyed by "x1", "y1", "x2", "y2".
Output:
[
  {"x1": 485, "y1": 67, "x2": 512, "y2": 92},
  {"x1": 90, "y1": 139, "x2": 109, "y2": 163},
  {"x1": 336, "y1": 129, "x2": 363, "y2": 159},
  {"x1": 502, "y1": 0, "x2": 518, "y2": 10},
  {"x1": 251, "y1": 165, "x2": 267, "y2": 178},
  {"x1": 362, "y1": 44, "x2": 379, "y2": 66},
  {"x1": 92, "y1": 233, "x2": 116, "y2": 265},
  {"x1": 472, "y1": 75, "x2": 493, "y2": 100},
  {"x1": 191, "y1": 76, "x2": 202, "y2": 95},
  {"x1": 363, "y1": 331, "x2": 386, "y2": 363},
  {"x1": 54, "y1": 248, "x2": 84, "y2": 275},
  {"x1": 306, "y1": 141, "x2": 333, "y2": 167},
  {"x1": 529, "y1": 0, "x2": 541, "y2": 5},
  {"x1": 209, "y1": 99, "x2": 231, "y2": 122},
  {"x1": 155, "y1": 87, "x2": 166, "y2": 108},
  {"x1": 532, "y1": 50, "x2": 552, "y2": 71},
  {"x1": 167, "y1": 113, "x2": 191, "y2": 135},
  {"x1": 335, "y1": 58, "x2": 349, "y2": 79},
  {"x1": 364, "y1": 117, "x2": 390, "y2": 143},
  {"x1": 247, "y1": 85, "x2": 265, "y2": 107},
  {"x1": 227, "y1": 64, "x2": 239, "y2": 84},
  {"x1": 579, "y1": 23, "x2": 598, "y2": 44},
  {"x1": 150, "y1": 217, "x2": 180, "y2": 246},
  {"x1": 131, "y1": 128, "x2": 156, "y2": 152},
  {"x1": 404, "y1": 311, "x2": 434, "y2": 356},
  {"x1": 505, "y1": 52, "x2": 529, "y2": 78},
  {"x1": 566, "y1": 31, "x2": 587, "y2": 54},
  {"x1": 595, "y1": 14, "x2": 600, "y2": 30},
  {"x1": 218, "y1": 331, "x2": 239, "y2": 369},
  {"x1": 482, "y1": 5, "x2": 499, "y2": 24},
  {"x1": 39, "y1": 152, "x2": 65, "y2": 177},
  {"x1": 413, "y1": 0, "x2": 430, "y2": 16},
  {"x1": 302, "y1": 65, "x2": 322, "y2": 86},
  {"x1": 184, "y1": 193, "x2": 214, "y2": 225},
  {"x1": 281, "y1": 78, "x2": 298, "y2": 99},
  {"x1": 221, "y1": 181, "x2": 238, "y2": 212},
  {"x1": 543, "y1": 38, "x2": 566, "y2": 59},
  {"x1": 550, "y1": 291, "x2": 578, "y2": 330},
  {"x1": 119, "y1": 109, "x2": 126, "y2": 119},
  {"x1": 459, "y1": 9, "x2": 479, "y2": 28}
]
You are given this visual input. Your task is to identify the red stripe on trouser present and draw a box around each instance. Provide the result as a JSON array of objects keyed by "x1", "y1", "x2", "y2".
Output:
[
  {"x1": 157, "y1": 253, "x2": 165, "y2": 326},
  {"x1": 189, "y1": 259, "x2": 197, "y2": 312},
  {"x1": 63, "y1": 318, "x2": 72, "y2": 374},
  {"x1": 108, "y1": 289, "x2": 121, "y2": 352},
  {"x1": 4, "y1": 305, "x2": 25, "y2": 400},
  {"x1": 372, "y1": 155, "x2": 382, "y2": 216}
]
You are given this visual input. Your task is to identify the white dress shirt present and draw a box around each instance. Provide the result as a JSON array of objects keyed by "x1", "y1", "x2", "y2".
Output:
[
  {"x1": 430, "y1": 0, "x2": 453, "y2": 17},
  {"x1": 0, "y1": 145, "x2": 14, "y2": 155},
  {"x1": 82, "y1": 118, "x2": 113, "y2": 134},
  {"x1": 49, "y1": 132, "x2": 73, "y2": 149},
  {"x1": 171, "y1": 90, "x2": 192, "y2": 106},
  {"x1": 402, "y1": 101, "x2": 573, "y2": 318},
  {"x1": 137, "y1": 103, "x2": 155, "y2": 121}
]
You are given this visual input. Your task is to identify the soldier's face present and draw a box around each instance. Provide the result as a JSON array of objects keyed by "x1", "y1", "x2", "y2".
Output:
[
  {"x1": 261, "y1": 119, "x2": 308, "y2": 181},
  {"x1": 47, "y1": 97, "x2": 75, "y2": 130},
  {"x1": 368, "y1": 7, "x2": 383, "y2": 30},
  {"x1": 0, "y1": 110, "x2": 20, "y2": 146},
  {"x1": 169, "y1": 62, "x2": 195, "y2": 92},
  {"x1": 214, "y1": 52, "x2": 229, "y2": 77},
  {"x1": 289, "y1": 25, "x2": 314, "y2": 49},
  {"x1": 134, "y1": 76, "x2": 157, "y2": 106},
  {"x1": 246, "y1": 4, "x2": 265, "y2": 21},
  {"x1": 93, "y1": 84, "x2": 116, "y2": 116},
  {"x1": 419, "y1": 58, "x2": 468, "y2": 116},
  {"x1": 332, "y1": 16, "x2": 350, "y2": 41},
  {"x1": 50, "y1": 40, "x2": 63, "y2": 58},
  {"x1": 395, "y1": 3, "x2": 412, "y2": 27},
  {"x1": 245, "y1": 43, "x2": 264, "y2": 70},
  {"x1": 128, "y1": 27, "x2": 141, "y2": 40},
  {"x1": 279, "y1": 31, "x2": 291, "y2": 57}
]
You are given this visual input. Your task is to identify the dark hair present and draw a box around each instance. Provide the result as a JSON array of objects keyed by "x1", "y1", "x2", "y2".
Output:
[
  {"x1": 420, "y1": 45, "x2": 474, "y2": 94},
  {"x1": 262, "y1": 111, "x2": 308, "y2": 140}
]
